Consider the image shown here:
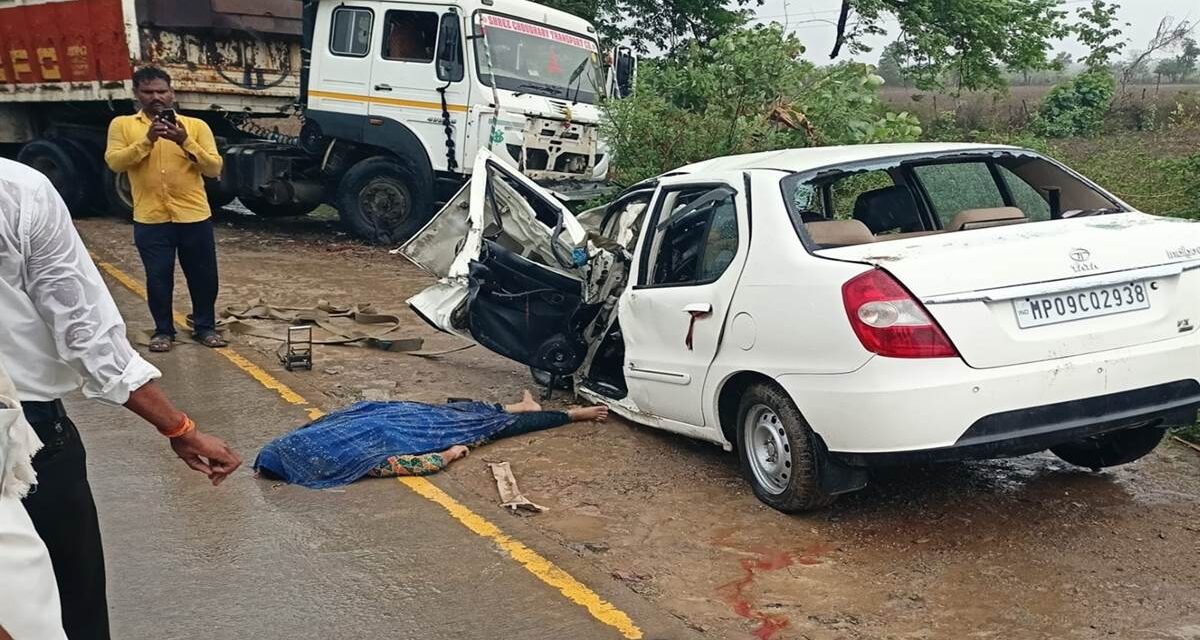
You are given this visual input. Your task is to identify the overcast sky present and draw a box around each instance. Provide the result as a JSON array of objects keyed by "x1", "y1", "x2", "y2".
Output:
[{"x1": 747, "y1": 0, "x2": 1199, "y2": 64}]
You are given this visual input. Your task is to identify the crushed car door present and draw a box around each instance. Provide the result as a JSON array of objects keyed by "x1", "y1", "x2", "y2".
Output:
[
  {"x1": 618, "y1": 174, "x2": 750, "y2": 428},
  {"x1": 399, "y1": 150, "x2": 610, "y2": 375}
]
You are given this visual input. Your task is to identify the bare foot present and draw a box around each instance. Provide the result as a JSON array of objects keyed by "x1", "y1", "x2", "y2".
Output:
[
  {"x1": 504, "y1": 390, "x2": 543, "y2": 414},
  {"x1": 441, "y1": 445, "x2": 469, "y2": 463},
  {"x1": 567, "y1": 405, "x2": 608, "y2": 423}
]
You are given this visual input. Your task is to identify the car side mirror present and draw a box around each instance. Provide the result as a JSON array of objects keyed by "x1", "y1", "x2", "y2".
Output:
[{"x1": 436, "y1": 12, "x2": 464, "y2": 82}]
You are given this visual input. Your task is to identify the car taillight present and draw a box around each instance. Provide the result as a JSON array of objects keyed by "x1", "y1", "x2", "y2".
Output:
[{"x1": 841, "y1": 269, "x2": 958, "y2": 358}]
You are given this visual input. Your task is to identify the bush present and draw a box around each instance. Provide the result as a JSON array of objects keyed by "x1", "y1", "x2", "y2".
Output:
[
  {"x1": 1030, "y1": 68, "x2": 1116, "y2": 137},
  {"x1": 601, "y1": 25, "x2": 921, "y2": 185}
]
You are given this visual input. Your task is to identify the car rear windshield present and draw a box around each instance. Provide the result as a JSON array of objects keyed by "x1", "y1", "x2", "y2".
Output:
[{"x1": 783, "y1": 152, "x2": 1125, "y2": 247}]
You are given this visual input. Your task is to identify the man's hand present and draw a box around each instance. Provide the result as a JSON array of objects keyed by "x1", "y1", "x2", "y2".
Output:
[
  {"x1": 147, "y1": 121, "x2": 169, "y2": 143},
  {"x1": 160, "y1": 121, "x2": 188, "y2": 146},
  {"x1": 169, "y1": 430, "x2": 242, "y2": 485}
]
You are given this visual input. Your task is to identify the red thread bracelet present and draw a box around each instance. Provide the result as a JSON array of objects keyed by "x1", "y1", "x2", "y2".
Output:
[{"x1": 162, "y1": 414, "x2": 195, "y2": 439}]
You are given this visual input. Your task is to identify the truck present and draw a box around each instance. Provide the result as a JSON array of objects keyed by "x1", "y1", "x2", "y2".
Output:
[{"x1": 0, "y1": 0, "x2": 634, "y2": 244}]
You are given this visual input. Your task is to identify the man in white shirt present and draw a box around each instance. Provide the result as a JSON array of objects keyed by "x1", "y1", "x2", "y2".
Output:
[
  {"x1": 0, "y1": 157, "x2": 242, "y2": 639},
  {"x1": 1, "y1": 356, "x2": 67, "y2": 640}
]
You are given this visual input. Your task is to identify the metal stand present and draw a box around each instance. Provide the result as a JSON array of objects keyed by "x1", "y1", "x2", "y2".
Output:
[{"x1": 280, "y1": 325, "x2": 313, "y2": 371}]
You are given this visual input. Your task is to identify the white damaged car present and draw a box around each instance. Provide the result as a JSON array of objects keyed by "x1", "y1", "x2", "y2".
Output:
[{"x1": 400, "y1": 145, "x2": 1200, "y2": 512}]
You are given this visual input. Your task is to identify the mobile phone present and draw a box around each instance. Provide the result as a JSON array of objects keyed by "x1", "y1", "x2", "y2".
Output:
[{"x1": 158, "y1": 108, "x2": 177, "y2": 124}]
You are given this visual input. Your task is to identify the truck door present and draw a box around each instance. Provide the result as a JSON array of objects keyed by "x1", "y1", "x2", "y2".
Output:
[
  {"x1": 369, "y1": 6, "x2": 470, "y2": 174},
  {"x1": 312, "y1": 4, "x2": 378, "y2": 116}
]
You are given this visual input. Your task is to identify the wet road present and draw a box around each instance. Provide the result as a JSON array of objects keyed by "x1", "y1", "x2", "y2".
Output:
[{"x1": 70, "y1": 276, "x2": 689, "y2": 639}]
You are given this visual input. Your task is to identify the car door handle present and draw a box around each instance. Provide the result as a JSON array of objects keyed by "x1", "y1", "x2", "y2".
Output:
[
  {"x1": 683, "y1": 303, "x2": 713, "y2": 350},
  {"x1": 374, "y1": 84, "x2": 394, "y2": 92}
]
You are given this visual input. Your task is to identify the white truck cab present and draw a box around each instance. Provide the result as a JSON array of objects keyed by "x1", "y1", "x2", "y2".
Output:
[{"x1": 261, "y1": 0, "x2": 630, "y2": 243}]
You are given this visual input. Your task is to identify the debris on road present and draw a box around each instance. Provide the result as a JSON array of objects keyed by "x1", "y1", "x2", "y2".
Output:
[{"x1": 489, "y1": 462, "x2": 547, "y2": 515}]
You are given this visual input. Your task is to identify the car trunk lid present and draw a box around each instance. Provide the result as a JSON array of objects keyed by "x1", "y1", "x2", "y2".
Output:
[{"x1": 818, "y1": 213, "x2": 1200, "y2": 368}]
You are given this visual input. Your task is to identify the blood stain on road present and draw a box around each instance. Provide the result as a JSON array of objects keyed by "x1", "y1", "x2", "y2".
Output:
[{"x1": 716, "y1": 544, "x2": 827, "y2": 639}]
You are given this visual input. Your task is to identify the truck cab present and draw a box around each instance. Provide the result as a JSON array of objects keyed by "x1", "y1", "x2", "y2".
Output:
[{"x1": 221, "y1": 0, "x2": 628, "y2": 245}]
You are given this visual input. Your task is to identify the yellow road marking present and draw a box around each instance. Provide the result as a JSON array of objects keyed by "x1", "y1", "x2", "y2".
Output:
[
  {"x1": 400, "y1": 476, "x2": 643, "y2": 639},
  {"x1": 308, "y1": 89, "x2": 469, "y2": 113},
  {"x1": 92, "y1": 251, "x2": 643, "y2": 640}
]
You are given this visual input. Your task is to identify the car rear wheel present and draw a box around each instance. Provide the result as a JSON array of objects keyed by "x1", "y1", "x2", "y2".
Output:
[
  {"x1": 736, "y1": 383, "x2": 836, "y2": 512},
  {"x1": 1050, "y1": 425, "x2": 1167, "y2": 470}
]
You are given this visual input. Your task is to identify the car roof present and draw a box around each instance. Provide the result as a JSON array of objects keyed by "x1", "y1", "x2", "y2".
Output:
[{"x1": 668, "y1": 143, "x2": 1025, "y2": 176}]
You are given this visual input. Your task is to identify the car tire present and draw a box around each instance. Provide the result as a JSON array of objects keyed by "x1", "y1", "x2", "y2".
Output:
[
  {"x1": 102, "y1": 167, "x2": 135, "y2": 220},
  {"x1": 240, "y1": 196, "x2": 316, "y2": 218},
  {"x1": 530, "y1": 366, "x2": 573, "y2": 391},
  {"x1": 18, "y1": 139, "x2": 89, "y2": 215},
  {"x1": 1050, "y1": 425, "x2": 1167, "y2": 470},
  {"x1": 736, "y1": 382, "x2": 836, "y2": 512},
  {"x1": 336, "y1": 156, "x2": 432, "y2": 245}
]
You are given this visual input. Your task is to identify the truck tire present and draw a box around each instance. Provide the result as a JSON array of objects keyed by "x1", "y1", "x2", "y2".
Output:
[
  {"x1": 336, "y1": 156, "x2": 432, "y2": 245},
  {"x1": 239, "y1": 196, "x2": 316, "y2": 217},
  {"x1": 17, "y1": 139, "x2": 89, "y2": 215},
  {"x1": 102, "y1": 167, "x2": 135, "y2": 220},
  {"x1": 205, "y1": 177, "x2": 237, "y2": 211}
]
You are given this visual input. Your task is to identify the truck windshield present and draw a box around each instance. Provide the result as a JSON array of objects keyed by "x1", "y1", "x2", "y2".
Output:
[{"x1": 474, "y1": 13, "x2": 603, "y2": 104}]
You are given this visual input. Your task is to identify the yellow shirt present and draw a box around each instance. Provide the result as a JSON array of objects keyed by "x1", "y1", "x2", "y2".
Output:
[{"x1": 104, "y1": 112, "x2": 223, "y2": 224}]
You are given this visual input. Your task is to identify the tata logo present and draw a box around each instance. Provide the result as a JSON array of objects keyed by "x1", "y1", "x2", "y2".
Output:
[{"x1": 1069, "y1": 248, "x2": 1099, "y2": 273}]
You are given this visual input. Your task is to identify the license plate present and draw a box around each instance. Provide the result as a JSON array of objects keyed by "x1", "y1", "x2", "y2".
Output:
[{"x1": 1013, "y1": 280, "x2": 1153, "y2": 329}]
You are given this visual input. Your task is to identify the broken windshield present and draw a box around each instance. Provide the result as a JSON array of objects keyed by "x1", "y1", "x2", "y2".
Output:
[{"x1": 474, "y1": 12, "x2": 603, "y2": 104}]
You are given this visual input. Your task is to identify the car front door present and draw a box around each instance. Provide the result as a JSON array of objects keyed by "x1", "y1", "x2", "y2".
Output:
[{"x1": 619, "y1": 174, "x2": 750, "y2": 428}]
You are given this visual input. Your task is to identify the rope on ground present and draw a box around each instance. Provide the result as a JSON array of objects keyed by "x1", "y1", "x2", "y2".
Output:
[{"x1": 216, "y1": 299, "x2": 474, "y2": 359}]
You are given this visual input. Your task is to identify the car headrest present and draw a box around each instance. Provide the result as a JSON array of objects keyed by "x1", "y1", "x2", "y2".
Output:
[
  {"x1": 948, "y1": 207, "x2": 1026, "y2": 231},
  {"x1": 805, "y1": 220, "x2": 875, "y2": 248},
  {"x1": 852, "y1": 186, "x2": 922, "y2": 234}
]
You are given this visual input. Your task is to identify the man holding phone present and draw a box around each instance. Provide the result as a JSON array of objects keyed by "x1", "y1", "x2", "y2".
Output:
[{"x1": 105, "y1": 67, "x2": 228, "y2": 352}]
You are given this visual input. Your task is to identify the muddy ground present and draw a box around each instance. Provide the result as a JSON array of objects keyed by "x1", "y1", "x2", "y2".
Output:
[{"x1": 76, "y1": 210, "x2": 1200, "y2": 640}]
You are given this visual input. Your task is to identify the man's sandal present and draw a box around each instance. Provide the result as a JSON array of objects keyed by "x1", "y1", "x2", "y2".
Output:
[
  {"x1": 148, "y1": 334, "x2": 173, "y2": 353},
  {"x1": 195, "y1": 331, "x2": 228, "y2": 348}
]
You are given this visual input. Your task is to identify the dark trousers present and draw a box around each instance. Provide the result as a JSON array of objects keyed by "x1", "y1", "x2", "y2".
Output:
[
  {"x1": 133, "y1": 219, "x2": 219, "y2": 337},
  {"x1": 501, "y1": 410, "x2": 571, "y2": 438},
  {"x1": 21, "y1": 400, "x2": 110, "y2": 640}
]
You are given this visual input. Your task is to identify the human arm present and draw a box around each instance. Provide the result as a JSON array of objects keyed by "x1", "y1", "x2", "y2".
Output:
[
  {"x1": 22, "y1": 175, "x2": 240, "y2": 483},
  {"x1": 103, "y1": 118, "x2": 154, "y2": 173},
  {"x1": 163, "y1": 119, "x2": 222, "y2": 178}
]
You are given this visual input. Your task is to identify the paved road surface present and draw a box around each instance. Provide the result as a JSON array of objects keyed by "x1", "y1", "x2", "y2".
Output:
[{"x1": 69, "y1": 276, "x2": 687, "y2": 640}]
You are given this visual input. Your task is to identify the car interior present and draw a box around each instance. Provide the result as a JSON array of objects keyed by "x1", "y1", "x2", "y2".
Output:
[{"x1": 794, "y1": 155, "x2": 1123, "y2": 249}]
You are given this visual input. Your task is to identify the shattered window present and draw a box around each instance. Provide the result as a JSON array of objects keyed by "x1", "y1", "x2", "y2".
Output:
[
  {"x1": 648, "y1": 187, "x2": 739, "y2": 286},
  {"x1": 997, "y1": 165, "x2": 1052, "y2": 221},
  {"x1": 912, "y1": 162, "x2": 1006, "y2": 227}
]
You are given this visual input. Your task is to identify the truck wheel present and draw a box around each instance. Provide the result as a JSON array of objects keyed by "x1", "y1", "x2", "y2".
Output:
[
  {"x1": 337, "y1": 157, "x2": 431, "y2": 245},
  {"x1": 736, "y1": 383, "x2": 837, "y2": 512},
  {"x1": 240, "y1": 196, "x2": 315, "y2": 218},
  {"x1": 102, "y1": 168, "x2": 135, "y2": 220},
  {"x1": 18, "y1": 139, "x2": 87, "y2": 215},
  {"x1": 1050, "y1": 425, "x2": 1167, "y2": 470},
  {"x1": 205, "y1": 178, "x2": 236, "y2": 211}
]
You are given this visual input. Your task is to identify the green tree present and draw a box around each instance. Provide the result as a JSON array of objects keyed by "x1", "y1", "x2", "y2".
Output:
[
  {"x1": 602, "y1": 25, "x2": 920, "y2": 184},
  {"x1": 541, "y1": 0, "x2": 763, "y2": 54},
  {"x1": 875, "y1": 41, "x2": 909, "y2": 88},
  {"x1": 826, "y1": 0, "x2": 1071, "y2": 92},
  {"x1": 1073, "y1": 0, "x2": 1127, "y2": 70}
]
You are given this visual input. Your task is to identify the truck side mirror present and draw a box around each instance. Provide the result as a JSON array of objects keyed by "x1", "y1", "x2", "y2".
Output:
[
  {"x1": 613, "y1": 47, "x2": 636, "y2": 99},
  {"x1": 436, "y1": 12, "x2": 464, "y2": 82}
]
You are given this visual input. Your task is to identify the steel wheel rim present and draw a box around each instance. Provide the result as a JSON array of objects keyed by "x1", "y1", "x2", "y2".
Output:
[
  {"x1": 743, "y1": 404, "x2": 791, "y2": 495},
  {"x1": 359, "y1": 178, "x2": 410, "y2": 231}
]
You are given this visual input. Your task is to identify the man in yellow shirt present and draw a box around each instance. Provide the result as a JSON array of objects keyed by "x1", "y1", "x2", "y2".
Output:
[{"x1": 104, "y1": 67, "x2": 228, "y2": 352}]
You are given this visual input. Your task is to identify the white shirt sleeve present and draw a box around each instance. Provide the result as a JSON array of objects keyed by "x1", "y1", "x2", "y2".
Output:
[{"x1": 21, "y1": 174, "x2": 161, "y2": 405}]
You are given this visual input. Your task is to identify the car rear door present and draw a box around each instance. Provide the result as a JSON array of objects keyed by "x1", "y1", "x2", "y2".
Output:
[
  {"x1": 617, "y1": 173, "x2": 750, "y2": 428},
  {"x1": 400, "y1": 150, "x2": 610, "y2": 374}
]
